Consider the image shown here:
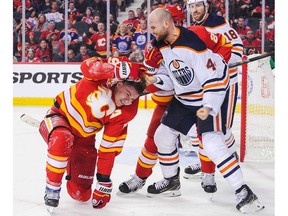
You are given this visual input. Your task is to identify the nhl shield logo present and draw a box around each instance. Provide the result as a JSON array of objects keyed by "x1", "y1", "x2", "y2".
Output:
[{"x1": 169, "y1": 59, "x2": 194, "y2": 86}]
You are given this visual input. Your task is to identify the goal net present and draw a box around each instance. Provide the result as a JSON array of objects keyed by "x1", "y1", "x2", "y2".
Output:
[{"x1": 237, "y1": 54, "x2": 275, "y2": 162}]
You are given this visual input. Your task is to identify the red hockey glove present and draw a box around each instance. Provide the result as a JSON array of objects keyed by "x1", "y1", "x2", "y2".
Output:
[
  {"x1": 114, "y1": 61, "x2": 146, "y2": 81},
  {"x1": 92, "y1": 181, "x2": 112, "y2": 209},
  {"x1": 143, "y1": 46, "x2": 163, "y2": 75}
]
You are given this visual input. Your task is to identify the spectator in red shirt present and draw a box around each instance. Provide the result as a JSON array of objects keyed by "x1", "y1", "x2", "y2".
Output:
[
  {"x1": 123, "y1": 10, "x2": 139, "y2": 33},
  {"x1": 34, "y1": 39, "x2": 52, "y2": 62},
  {"x1": 83, "y1": 22, "x2": 110, "y2": 58},
  {"x1": 49, "y1": 32, "x2": 65, "y2": 62},
  {"x1": 243, "y1": 29, "x2": 262, "y2": 55},
  {"x1": 25, "y1": 48, "x2": 40, "y2": 62},
  {"x1": 27, "y1": 31, "x2": 39, "y2": 52},
  {"x1": 13, "y1": 0, "x2": 31, "y2": 12},
  {"x1": 40, "y1": 21, "x2": 60, "y2": 41},
  {"x1": 255, "y1": 20, "x2": 273, "y2": 41},
  {"x1": 136, "y1": 7, "x2": 145, "y2": 20},
  {"x1": 233, "y1": 16, "x2": 252, "y2": 40}
]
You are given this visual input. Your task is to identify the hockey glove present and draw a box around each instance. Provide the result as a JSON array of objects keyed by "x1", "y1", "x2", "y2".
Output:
[
  {"x1": 92, "y1": 181, "x2": 112, "y2": 209},
  {"x1": 143, "y1": 46, "x2": 163, "y2": 75},
  {"x1": 114, "y1": 61, "x2": 146, "y2": 81}
]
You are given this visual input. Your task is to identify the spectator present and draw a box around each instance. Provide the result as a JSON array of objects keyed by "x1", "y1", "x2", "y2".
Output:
[
  {"x1": 49, "y1": 32, "x2": 65, "y2": 62},
  {"x1": 158, "y1": 0, "x2": 169, "y2": 7},
  {"x1": 74, "y1": 0, "x2": 90, "y2": 16},
  {"x1": 16, "y1": 40, "x2": 30, "y2": 61},
  {"x1": 83, "y1": 22, "x2": 110, "y2": 58},
  {"x1": 27, "y1": 31, "x2": 39, "y2": 52},
  {"x1": 38, "y1": 0, "x2": 52, "y2": 13},
  {"x1": 26, "y1": 7, "x2": 38, "y2": 30},
  {"x1": 110, "y1": 0, "x2": 118, "y2": 20},
  {"x1": 13, "y1": 0, "x2": 31, "y2": 12},
  {"x1": 122, "y1": 10, "x2": 139, "y2": 33},
  {"x1": 112, "y1": 23, "x2": 133, "y2": 57},
  {"x1": 59, "y1": 20, "x2": 80, "y2": 53},
  {"x1": 34, "y1": 39, "x2": 52, "y2": 62},
  {"x1": 88, "y1": 14, "x2": 101, "y2": 37},
  {"x1": 81, "y1": 7, "x2": 94, "y2": 25},
  {"x1": 233, "y1": 16, "x2": 252, "y2": 40},
  {"x1": 109, "y1": 13, "x2": 119, "y2": 35},
  {"x1": 132, "y1": 18, "x2": 154, "y2": 52},
  {"x1": 15, "y1": 18, "x2": 33, "y2": 37},
  {"x1": 242, "y1": 29, "x2": 262, "y2": 55},
  {"x1": 255, "y1": 20, "x2": 273, "y2": 41},
  {"x1": 40, "y1": 21, "x2": 60, "y2": 41},
  {"x1": 68, "y1": 1, "x2": 82, "y2": 24},
  {"x1": 91, "y1": 0, "x2": 107, "y2": 23},
  {"x1": 67, "y1": 49, "x2": 77, "y2": 62},
  {"x1": 33, "y1": 13, "x2": 49, "y2": 32},
  {"x1": 74, "y1": 43, "x2": 98, "y2": 62},
  {"x1": 25, "y1": 48, "x2": 40, "y2": 62},
  {"x1": 43, "y1": 0, "x2": 64, "y2": 23},
  {"x1": 229, "y1": 0, "x2": 253, "y2": 20},
  {"x1": 136, "y1": 7, "x2": 145, "y2": 20}
]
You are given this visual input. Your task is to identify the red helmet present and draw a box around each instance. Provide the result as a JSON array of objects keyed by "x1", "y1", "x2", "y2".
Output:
[{"x1": 165, "y1": 4, "x2": 185, "y2": 23}]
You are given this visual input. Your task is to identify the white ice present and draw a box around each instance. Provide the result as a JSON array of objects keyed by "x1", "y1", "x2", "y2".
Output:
[{"x1": 13, "y1": 106, "x2": 275, "y2": 216}]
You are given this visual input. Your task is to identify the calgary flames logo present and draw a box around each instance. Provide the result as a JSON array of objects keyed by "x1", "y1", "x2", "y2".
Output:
[
  {"x1": 86, "y1": 85, "x2": 116, "y2": 118},
  {"x1": 169, "y1": 59, "x2": 194, "y2": 86}
]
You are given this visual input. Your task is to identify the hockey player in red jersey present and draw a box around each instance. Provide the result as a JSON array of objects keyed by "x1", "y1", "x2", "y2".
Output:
[
  {"x1": 145, "y1": 7, "x2": 264, "y2": 214},
  {"x1": 184, "y1": 0, "x2": 244, "y2": 194},
  {"x1": 38, "y1": 56, "x2": 147, "y2": 211},
  {"x1": 118, "y1": 4, "x2": 232, "y2": 195}
]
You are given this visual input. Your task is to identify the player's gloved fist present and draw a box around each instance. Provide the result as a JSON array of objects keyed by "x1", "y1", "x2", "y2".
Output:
[
  {"x1": 143, "y1": 46, "x2": 163, "y2": 75},
  {"x1": 92, "y1": 181, "x2": 112, "y2": 209},
  {"x1": 114, "y1": 61, "x2": 146, "y2": 81}
]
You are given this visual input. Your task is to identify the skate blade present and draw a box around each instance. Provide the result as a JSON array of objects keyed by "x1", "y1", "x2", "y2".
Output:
[
  {"x1": 47, "y1": 206, "x2": 55, "y2": 215},
  {"x1": 183, "y1": 172, "x2": 202, "y2": 180},
  {"x1": 116, "y1": 190, "x2": 140, "y2": 196},
  {"x1": 146, "y1": 190, "x2": 181, "y2": 198},
  {"x1": 238, "y1": 199, "x2": 265, "y2": 214}
]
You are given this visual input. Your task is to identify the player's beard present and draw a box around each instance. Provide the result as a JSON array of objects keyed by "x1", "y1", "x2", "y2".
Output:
[
  {"x1": 156, "y1": 31, "x2": 169, "y2": 42},
  {"x1": 193, "y1": 13, "x2": 204, "y2": 22}
]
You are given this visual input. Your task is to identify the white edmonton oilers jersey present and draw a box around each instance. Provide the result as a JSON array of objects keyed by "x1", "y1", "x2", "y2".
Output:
[
  {"x1": 154, "y1": 27, "x2": 229, "y2": 116},
  {"x1": 192, "y1": 14, "x2": 243, "y2": 84}
]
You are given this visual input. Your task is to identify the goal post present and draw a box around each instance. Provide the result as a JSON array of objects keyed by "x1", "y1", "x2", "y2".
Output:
[{"x1": 239, "y1": 54, "x2": 275, "y2": 162}]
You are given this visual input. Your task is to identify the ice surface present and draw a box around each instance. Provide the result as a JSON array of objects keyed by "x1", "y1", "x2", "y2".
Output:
[{"x1": 13, "y1": 106, "x2": 275, "y2": 216}]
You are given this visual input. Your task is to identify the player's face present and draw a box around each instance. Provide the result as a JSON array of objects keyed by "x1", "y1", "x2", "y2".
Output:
[
  {"x1": 149, "y1": 20, "x2": 169, "y2": 41},
  {"x1": 114, "y1": 82, "x2": 140, "y2": 107},
  {"x1": 189, "y1": 2, "x2": 206, "y2": 22}
]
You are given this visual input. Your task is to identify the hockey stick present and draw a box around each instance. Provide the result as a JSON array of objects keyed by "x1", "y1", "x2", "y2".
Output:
[
  {"x1": 228, "y1": 51, "x2": 274, "y2": 68},
  {"x1": 20, "y1": 114, "x2": 40, "y2": 128}
]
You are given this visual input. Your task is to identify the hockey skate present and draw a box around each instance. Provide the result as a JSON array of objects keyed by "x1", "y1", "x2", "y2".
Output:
[
  {"x1": 183, "y1": 163, "x2": 202, "y2": 179},
  {"x1": 235, "y1": 184, "x2": 264, "y2": 214},
  {"x1": 147, "y1": 168, "x2": 181, "y2": 198},
  {"x1": 117, "y1": 174, "x2": 146, "y2": 195},
  {"x1": 44, "y1": 187, "x2": 60, "y2": 214},
  {"x1": 201, "y1": 173, "x2": 217, "y2": 197}
]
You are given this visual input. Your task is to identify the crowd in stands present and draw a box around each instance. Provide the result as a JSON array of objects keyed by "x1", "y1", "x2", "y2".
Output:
[{"x1": 13, "y1": 0, "x2": 275, "y2": 63}]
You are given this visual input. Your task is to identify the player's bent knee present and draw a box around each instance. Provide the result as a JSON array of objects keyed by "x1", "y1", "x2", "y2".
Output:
[{"x1": 66, "y1": 180, "x2": 92, "y2": 202}]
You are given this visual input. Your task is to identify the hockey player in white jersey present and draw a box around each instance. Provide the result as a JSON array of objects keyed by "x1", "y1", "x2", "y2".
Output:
[
  {"x1": 146, "y1": 7, "x2": 264, "y2": 214},
  {"x1": 184, "y1": 0, "x2": 244, "y2": 192}
]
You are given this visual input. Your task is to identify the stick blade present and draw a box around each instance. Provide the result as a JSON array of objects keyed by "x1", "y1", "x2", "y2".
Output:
[{"x1": 20, "y1": 114, "x2": 40, "y2": 127}]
